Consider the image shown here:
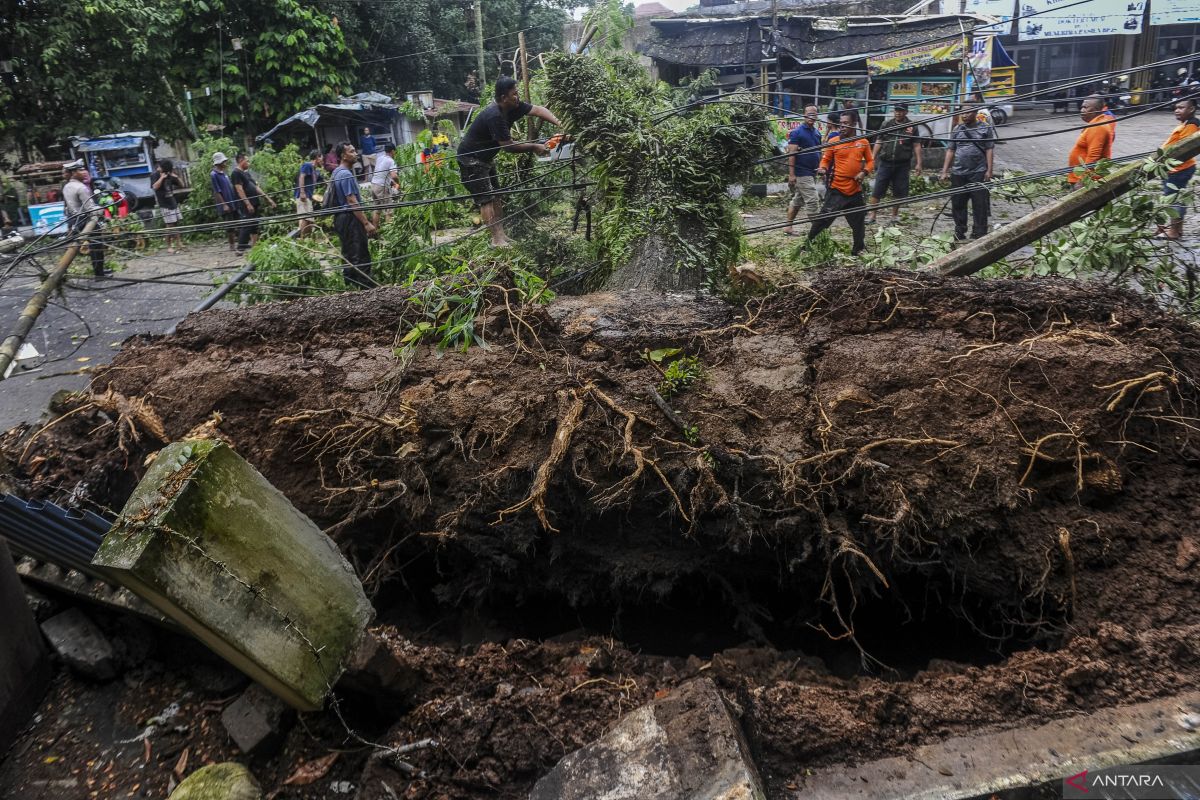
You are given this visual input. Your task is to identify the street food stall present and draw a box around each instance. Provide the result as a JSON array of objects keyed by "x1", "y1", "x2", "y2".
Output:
[{"x1": 868, "y1": 34, "x2": 1017, "y2": 139}]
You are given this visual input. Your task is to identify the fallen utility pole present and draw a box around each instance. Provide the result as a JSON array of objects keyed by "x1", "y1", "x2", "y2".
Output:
[
  {"x1": 927, "y1": 131, "x2": 1200, "y2": 277},
  {"x1": 0, "y1": 218, "x2": 96, "y2": 381}
]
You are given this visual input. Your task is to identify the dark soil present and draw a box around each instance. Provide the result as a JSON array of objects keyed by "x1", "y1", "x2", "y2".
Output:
[{"x1": 4, "y1": 269, "x2": 1200, "y2": 798}]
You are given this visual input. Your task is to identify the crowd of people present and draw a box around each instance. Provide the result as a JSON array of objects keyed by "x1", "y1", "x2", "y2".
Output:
[
  {"x1": 58, "y1": 84, "x2": 1196, "y2": 287},
  {"x1": 782, "y1": 93, "x2": 1198, "y2": 252}
]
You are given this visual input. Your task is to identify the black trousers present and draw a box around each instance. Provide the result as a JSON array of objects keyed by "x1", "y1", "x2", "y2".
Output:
[
  {"x1": 807, "y1": 188, "x2": 867, "y2": 255},
  {"x1": 71, "y1": 219, "x2": 106, "y2": 275},
  {"x1": 333, "y1": 212, "x2": 373, "y2": 289},
  {"x1": 950, "y1": 173, "x2": 990, "y2": 239},
  {"x1": 236, "y1": 204, "x2": 260, "y2": 251}
]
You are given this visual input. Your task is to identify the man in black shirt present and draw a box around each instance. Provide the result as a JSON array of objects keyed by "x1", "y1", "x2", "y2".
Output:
[
  {"x1": 231, "y1": 152, "x2": 277, "y2": 253},
  {"x1": 457, "y1": 75, "x2": 561, "y2": 246}
]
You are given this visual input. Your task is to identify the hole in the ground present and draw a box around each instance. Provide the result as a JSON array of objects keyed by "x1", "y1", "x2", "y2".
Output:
[{"x1": 372, "y1": 550, "x2": 1054, "y2": 679}]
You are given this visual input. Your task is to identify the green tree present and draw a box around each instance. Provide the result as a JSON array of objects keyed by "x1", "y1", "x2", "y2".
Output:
[{"x1": 0, "y1": 0, "x2": 352, "y2": 157}]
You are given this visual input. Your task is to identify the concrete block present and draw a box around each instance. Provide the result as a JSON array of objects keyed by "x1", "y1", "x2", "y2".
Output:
[
  {"x1": 220, "y1": 683, "x2": 294, "y2": 756},
  {"x1": 529, "y1": 677, "x2": 766, "y2": 800},
  {"x1": 93, "y1": 440, "x2": 374, "y2": 710},
  {"x1": 169, "y1": 762, "x2": 262, "y2": 800},
  {"x1": 40, "y1": 606, "x2": 116, "y2": 681},
  {"x1": 795, "y1": 691, "x2": 1200, "y2": 799},
  {"x1": 0, "y1": 539, "x2": 50, "y2": 752}
]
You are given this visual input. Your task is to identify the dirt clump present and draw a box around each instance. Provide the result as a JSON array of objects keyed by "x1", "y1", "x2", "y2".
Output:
[{"x1": 5, "y1": 269, "x2": 1200, "y2": 797}]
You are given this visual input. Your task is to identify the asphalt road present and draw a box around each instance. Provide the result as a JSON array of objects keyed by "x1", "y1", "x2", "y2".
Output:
[{"x1": 0, "y1": 240, "x2": 243, "y2": 431}]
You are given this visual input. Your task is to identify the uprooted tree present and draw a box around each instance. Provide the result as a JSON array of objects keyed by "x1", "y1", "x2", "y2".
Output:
[{"x1": 546, "y1": 53, "x2": 773, "y2": 291}]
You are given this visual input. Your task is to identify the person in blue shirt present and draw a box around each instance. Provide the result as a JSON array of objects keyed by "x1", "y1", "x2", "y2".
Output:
[
  {"x1": 784, "y1": 105, "x2": 823, "y2": 235},
  {"x1": 359, "y1": 127, "x2": 378, "y2": 176},
  {"x1": 209, "y1": 151, "x2": 239, "y2": 252},
  {"x1": 326, "y1": 141, "x2": 376, "y2": 289},
  {"x1": 295, "y1": 150, "x2": 322, "y2": 238}
]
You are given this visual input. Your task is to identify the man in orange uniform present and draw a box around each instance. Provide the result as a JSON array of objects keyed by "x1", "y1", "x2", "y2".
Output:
[
  {"x1": 1067, "y1": 96, "x2": 1114, "y2": 188},
  {"x1": 1159, "y1": 97, "x2": 1198, "y2": 240},
  {"x1": 807, "y1": 112, "x2": 873, "y2": 255}
]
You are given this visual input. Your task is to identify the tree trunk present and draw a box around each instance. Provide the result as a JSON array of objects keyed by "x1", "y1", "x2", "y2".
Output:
[{"x1": 603, "y1": 215, "x2": 707, "y2": 292}]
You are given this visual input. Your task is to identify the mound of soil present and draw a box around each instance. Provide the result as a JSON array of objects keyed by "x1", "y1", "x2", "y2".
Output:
[{"x1": 5, "y1": 269, "x2": 1200, "y2": 797}]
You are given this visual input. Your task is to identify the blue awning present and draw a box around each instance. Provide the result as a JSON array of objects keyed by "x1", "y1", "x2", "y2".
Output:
[
  {"x1": 992, "y1": 38, "x2": 1016, "y2": 68},
  {"x1": 75, "y1": 137, "x2": 144, "y2": 153}
]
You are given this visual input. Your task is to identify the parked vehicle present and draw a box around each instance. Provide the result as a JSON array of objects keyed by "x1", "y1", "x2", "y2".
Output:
[{"x1": 9, "y1": 131, "x2": 189, "y2": 238}]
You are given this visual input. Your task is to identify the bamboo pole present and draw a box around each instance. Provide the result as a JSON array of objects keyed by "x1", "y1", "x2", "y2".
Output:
[
  {"x1": 927, "y1": 132, "x2": 1200, "y2": 277},
  {"x1": 0, "y1": 218, "x2": 97, "y2": 381}
]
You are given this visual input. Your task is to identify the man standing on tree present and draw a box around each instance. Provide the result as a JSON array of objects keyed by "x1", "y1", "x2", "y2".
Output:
[
  {"x1": 327, "y1": 141, "x2": 376, "y2": 289},
  {"x1": 457, "y1": 76, "x2": 561, "y2": 246},
  {"x1": 866, "y1": 102, "x2": 922, "y2": 225},
  {"x1": 784, "y1": 105, "x2": 822, "y2": 235},
  {"x1": 940, "y1": 99, "x2": 995, "y2": 241},
  {"x1": 806, "y1": 112, "x2": 873, "y2": 256}
]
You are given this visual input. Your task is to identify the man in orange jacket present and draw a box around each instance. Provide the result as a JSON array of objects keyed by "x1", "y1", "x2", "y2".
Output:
[
  {"x1": 807, "y1": 112, "x2": 873, "y2": 255},
  {"x1": 1067, "y1": 96, "x2": 1114, "y2": 187},
  {"x1": 1159, "y1": 96, "x2": 1198, "y2": 239}
]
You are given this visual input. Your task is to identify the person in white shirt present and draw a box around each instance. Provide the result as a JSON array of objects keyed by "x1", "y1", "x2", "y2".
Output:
[
  {"x1": 61, "y1": 160, "x2": 109, "y2": 277},
  {"x1": 369, "y1": 142, "x2": 398, "y2": 225}
]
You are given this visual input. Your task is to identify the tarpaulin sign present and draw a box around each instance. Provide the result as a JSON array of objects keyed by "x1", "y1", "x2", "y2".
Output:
[{"x1": 867, "y1": 40, "x2": 965, "y2": 76}]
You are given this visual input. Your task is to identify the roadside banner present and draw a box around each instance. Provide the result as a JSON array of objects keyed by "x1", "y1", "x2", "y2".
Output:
[
  {"x1": 965, "y1": 36, "x2": 994, "y2": 92},
  {"x1": 867, "y1": 39, "x2": 966, "y2": 76},
  {"x1": 1018, "y1": 0, "x2": 1144, "y2": 40},
  {"x1": 1150, "y1": 0, "x2": 1200, "y2": 25}
]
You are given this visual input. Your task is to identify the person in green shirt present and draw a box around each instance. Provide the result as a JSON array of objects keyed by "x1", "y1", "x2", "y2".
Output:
[{"x1": 865, "y1": 103, "x2": 923, "y2": 225}]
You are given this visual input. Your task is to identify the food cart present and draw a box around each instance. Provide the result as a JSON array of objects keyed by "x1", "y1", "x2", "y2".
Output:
[{"x1": 868, "y1": 35, "x2": 1017, "y2": 140}]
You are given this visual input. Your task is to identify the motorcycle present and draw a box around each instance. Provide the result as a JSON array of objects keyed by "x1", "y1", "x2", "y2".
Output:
[{"x1": 1100, "y1": 75, "x2": 1133, "y2": 115}]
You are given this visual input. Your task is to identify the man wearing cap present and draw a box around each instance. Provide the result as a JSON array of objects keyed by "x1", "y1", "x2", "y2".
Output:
[
  {"x1": 866, "y1": 103, "x2": 923, "y2": 225},
  {"x1": 61, "y1": 161, "x2": 109, "y2": 277},
  {"x1": 210, "y1": 152, "x2": 238, "y2": 251}
]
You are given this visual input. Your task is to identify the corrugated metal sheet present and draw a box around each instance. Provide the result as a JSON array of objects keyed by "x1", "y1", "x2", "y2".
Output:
[
  {"x1": 640, "y1": 14, "x2": 979, "y2": 68},
  {"x1": 0, "y1": 494, "x2": 110, "y2": 575}
]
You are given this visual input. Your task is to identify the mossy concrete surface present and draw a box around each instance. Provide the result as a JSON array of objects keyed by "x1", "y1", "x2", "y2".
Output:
[
  {"x1": 169, "y1": 762, "x2": 262, "y2": 800},
  {"x1": 93, "y1": 439, "x2": 373, "y2": 710}
]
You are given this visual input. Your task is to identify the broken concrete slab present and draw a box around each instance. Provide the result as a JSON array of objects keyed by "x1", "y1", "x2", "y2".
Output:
[
  {"x1": 92, "y1": 439, "x2": 374, "y2": 710},
  {"x1": 0, "y1": 539, "x2": 50, "y2": 752},
  {"x1": 795, "y1": 692, "x2": 1200, "y2": 799},
  {"x1": 220, "y1": 683, "x2": 294, "y2": 756},
  {"x1": 528, "y1": 677, "x2": 765, "y2": 800},
  {"x1": 40, "y1": 606, "x2": 116, "y2": 681},
  {"x1": 169, "y1": 762, "x2": 262, "y2": 800}
]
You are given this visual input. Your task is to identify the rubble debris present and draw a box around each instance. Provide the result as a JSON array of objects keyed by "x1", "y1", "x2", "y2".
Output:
[
  {"x1": 339, "y1": 629, "x2": 423, "y2": 711},
  {"x1": 169, "y1": 762, "x2": 262, "y2": 800},
  {"x1": 92, "y1": 439, "x2": 374, "y2": 710},
  {"x1": 529, "y1": 677, "x2": 764, "y2": 800},
  {"x1": 39, "y1": 606, "x2": 116, "y2": 681},
  {"x1": 220, "y1": 683, "x2": 295, "y2": 756},
  {"x1": 0, "y1": 539, "x2": 49, "y2": 751}
]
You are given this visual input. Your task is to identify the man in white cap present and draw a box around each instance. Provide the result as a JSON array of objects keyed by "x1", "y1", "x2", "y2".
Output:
[
  {"x1": 61, "y1": 160, "x2": 109, "y2": 277},
  {"x1": 210, "y1": 151, "x2": 239, "y2": 251}
]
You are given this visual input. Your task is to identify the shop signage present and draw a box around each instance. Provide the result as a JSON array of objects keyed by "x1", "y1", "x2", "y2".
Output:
[
  {"x1": 1150, "y1": 0, "x2": 1200, "y2": 25},
  {"x1": 867, "y1": 39, "x2": 966, "y2": 76},
  {"x1": 1018, "y1": 0, "x2": 1143, "y2": 40}
]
